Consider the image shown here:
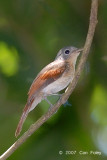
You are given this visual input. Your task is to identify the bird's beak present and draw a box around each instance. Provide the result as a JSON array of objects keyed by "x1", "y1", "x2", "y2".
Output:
[{"x1": 76, "y1": 48, "x2": 83, "y2": 52}]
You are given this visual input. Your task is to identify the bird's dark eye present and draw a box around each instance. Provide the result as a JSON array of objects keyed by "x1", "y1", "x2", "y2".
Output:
[{"x1": 65, "y1": 49, "x2": 70, "y2": 54}]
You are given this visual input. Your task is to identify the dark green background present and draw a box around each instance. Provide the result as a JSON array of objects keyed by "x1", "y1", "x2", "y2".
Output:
[{"x1": 0, "y1": 0, "x2": 107, "y2": 160}]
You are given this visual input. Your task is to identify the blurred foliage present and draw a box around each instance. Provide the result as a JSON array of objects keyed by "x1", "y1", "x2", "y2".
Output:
[
  {"x1": 0, "y1": 42, "x2": 19, "y2": 76},
  {"x1": 0, "y1": 0, "x2": 107, "y2": 160}
]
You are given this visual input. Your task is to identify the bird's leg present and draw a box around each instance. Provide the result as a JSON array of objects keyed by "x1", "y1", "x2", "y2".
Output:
[
  {"x1": 44, "y1": 97, "x2": 53, "y2": 108},
  {"x1": 44, "y1": 96, "x2": 58, "y2": 114},
  {"x1": 44, "y1": 93, "x2": 63, "y2": 113}
]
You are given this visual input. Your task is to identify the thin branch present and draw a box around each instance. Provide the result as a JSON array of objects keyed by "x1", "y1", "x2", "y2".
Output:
[{"x1": 0, "y1": 0, "x2": 98, "y2": 159}]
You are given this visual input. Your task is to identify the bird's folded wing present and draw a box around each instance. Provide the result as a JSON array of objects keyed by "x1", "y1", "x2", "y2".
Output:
[{"x1": 28, "y1": 61, "x2": 66, "y2": 99}]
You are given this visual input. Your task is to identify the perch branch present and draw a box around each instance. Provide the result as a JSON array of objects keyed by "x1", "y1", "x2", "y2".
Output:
[{"x1": 0, "y1": 0, "x2": 98, "y2": 159}]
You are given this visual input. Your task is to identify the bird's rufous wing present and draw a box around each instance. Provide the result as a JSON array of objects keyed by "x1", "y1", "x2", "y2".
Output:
[{"x1": 28, "y1": 61, "x2": 66, "y2": 99}]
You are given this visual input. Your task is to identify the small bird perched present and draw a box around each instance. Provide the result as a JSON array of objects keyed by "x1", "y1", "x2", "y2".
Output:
[{"x1": 15, "y1": 46, "x2": 82, "y2": 137}]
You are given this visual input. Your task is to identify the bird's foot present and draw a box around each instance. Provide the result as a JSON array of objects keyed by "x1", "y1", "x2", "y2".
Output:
[{"x1": 63, "y1": 100, "x2": 72, "y2": 107}]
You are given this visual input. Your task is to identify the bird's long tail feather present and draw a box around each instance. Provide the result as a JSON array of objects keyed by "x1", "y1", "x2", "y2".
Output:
[
  {"x1": 15, "y1": 104, "x2": 30, "y2": 138},
  {"x1": 15, "y1": 95, "x2": 43, "y2": 137}
]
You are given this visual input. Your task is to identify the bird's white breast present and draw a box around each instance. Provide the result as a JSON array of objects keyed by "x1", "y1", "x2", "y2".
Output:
[{"x1": 42, "y1": 73, "x2": 74, "y2": 95}]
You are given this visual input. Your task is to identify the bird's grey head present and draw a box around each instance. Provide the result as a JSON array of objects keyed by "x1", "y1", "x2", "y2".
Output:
[{"x1": 55, "y1": 46, "x2": 83, "y2": 61}]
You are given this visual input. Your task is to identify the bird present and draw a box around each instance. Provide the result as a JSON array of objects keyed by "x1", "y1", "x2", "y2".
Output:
[{"x1": 15, "y1": 46, "x2": 83, "y2": 137}]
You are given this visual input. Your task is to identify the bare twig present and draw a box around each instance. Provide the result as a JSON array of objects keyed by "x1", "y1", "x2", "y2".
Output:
[{"x1": 0, "y1": 0, "x2": 98, "y2": 159}]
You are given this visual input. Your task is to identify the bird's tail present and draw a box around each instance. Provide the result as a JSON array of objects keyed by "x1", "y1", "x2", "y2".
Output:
[
  {"x1": 15, "y1": 94, "x2": 43, "y2": 138},
  {"x1": 15, "y1": 104, "x2": 30, "y2": 138}
]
